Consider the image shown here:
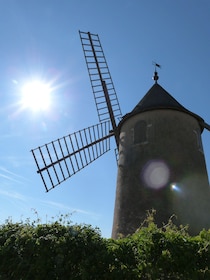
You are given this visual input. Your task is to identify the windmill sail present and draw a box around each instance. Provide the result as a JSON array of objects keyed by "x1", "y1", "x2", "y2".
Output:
[
  {"x1": 31, "y1": 121, "x2": 112, "y2": 192},
  {"x1": 203, "y1": 122, "x2": 210, "y2": 131},
  {"x1": 31, "y1": 31, "x2": 122, "y2": 192},
  {"x1": 79, "y1": 31, "x2": 122, "y2": 133}
]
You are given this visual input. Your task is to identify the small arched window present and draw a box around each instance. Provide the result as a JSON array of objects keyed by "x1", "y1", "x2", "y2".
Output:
[{"x1": 134, "y1": 120, "x2": 147, "y2": 144}]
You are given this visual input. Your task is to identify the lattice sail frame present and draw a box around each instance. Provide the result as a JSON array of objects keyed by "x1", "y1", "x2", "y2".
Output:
[
  {"x1": 31, "y1": 121, "x2": 112, "y2": 192},
  {"x1": 79, "y1": 31, "x2": 122, "y2": 129},
  {"x1": 31, "y1": 31, "x2": 123, "y2": 192}
]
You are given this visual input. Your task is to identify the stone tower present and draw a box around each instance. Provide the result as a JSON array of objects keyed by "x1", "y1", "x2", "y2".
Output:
[{"x1": 112, "y1": 77, "x2": 210, "y2": 238}]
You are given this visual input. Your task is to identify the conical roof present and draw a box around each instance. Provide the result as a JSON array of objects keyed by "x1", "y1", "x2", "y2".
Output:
[
  {"x1": 131, "y1": 83, "x2": 187, "y2": 114},
  {"x1": 120, "y1": 83, "x2": 205, "y2": 130}
]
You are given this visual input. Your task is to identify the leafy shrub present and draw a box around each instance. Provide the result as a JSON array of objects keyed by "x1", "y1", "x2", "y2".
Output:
[{"x1": 0, "y1": 212, "x2": 210, "y2": 279}]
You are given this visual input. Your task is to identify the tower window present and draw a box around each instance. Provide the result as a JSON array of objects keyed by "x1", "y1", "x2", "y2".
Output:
[{"x1": 133, "y1": 120, "x2": 148, "y2": 144}]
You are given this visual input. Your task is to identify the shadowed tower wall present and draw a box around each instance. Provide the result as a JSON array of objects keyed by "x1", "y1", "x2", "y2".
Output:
[{"x1": 112, "y1": 108, "x2": 210, "y2": 239}]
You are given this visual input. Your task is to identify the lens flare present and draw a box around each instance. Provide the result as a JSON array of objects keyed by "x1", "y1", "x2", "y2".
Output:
[
  {"x1": 142, "y1": 160, "x2": 170, "y2": 189},
  {"x1": 170, "y1": 183, "x2": 181, "y2": 193}
]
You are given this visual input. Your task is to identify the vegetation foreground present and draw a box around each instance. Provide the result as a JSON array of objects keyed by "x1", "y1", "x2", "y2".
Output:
[{"x1": 1, "y1": 212, "x2": 210, "y2": 279}]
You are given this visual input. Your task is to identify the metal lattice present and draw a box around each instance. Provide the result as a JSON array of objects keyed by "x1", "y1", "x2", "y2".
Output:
[
  {"x1": 79, "y1": 31, "x2": 122, "y2": 126},
  {"x1": 31, "y1": 121, "x2": 112, "y2": 192}
]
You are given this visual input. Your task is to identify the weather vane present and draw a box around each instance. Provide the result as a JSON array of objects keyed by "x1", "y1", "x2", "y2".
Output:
[{"x1": 152, "y1": 61, "x2": 161, "y2": 83}]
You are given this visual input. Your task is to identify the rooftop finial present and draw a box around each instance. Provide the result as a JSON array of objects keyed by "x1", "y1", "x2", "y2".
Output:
[{"x1": 152, "y1": 62, "x2": 161, "y2": 83}]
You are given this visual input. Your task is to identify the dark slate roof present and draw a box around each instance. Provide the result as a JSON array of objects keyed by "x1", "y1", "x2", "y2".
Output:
[
  {"x1": 119, "y1": 83, "x2": 205, "y2": 130},
  {"x1": 131, "y1": 83, "x2": 187, "y2": 114}
]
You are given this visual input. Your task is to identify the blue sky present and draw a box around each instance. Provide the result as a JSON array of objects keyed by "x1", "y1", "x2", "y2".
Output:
[{"x1": 1, "y1": 0, "x2": 210, "y2": 237}]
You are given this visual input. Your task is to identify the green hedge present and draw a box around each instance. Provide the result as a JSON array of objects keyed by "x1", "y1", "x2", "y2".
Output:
[{"x1": 0, "y1": 212, "x2": 210, "y2": 279}]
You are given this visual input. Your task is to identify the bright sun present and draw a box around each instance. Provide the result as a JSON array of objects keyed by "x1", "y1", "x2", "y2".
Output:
[{"x1": 20, "y1": 80, "x2": 52, "y2": 112}]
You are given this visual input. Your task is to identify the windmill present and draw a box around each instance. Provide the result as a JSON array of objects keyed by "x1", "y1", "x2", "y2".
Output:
[{"x1": 32, "y1": 31, "x2": 210, "y2": 238}]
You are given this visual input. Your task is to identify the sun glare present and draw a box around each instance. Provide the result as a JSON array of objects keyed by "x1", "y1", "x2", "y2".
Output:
[{"x1": 20, "y1": 80, "x2": 52, "y2": 112}]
